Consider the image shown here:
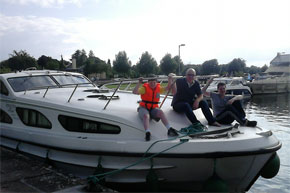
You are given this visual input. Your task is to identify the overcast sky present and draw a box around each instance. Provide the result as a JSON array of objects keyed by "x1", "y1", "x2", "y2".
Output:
[{"x1": 1, "y1": 0, "x2": 290, "y2": 67}]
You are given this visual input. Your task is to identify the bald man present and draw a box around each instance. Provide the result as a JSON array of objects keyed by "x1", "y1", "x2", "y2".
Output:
[{"x1": 171, "y1": 68, "x2": 221, "y2": 127}]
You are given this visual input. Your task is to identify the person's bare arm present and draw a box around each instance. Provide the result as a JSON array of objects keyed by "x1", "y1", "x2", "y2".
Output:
[
  {"x1": 166, "y1": 73, "x2": 177, "y2": 95},
  {"x1": 227, "y1": 95, "x2": 243, "y2": 105},
  {"x1": 202, "y1": 77, "x2": 214, "y2": 97},
  {"x1": 193, "y1": 94, "x2": 203, "y2": 110},
  {"x1": 133, "y1": 77, "x2": 143, "y2": 94}
]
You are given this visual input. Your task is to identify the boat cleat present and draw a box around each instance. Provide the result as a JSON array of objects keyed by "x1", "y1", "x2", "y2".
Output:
[{"x1": 256, "y1": 130, "x2": 273, "y2": 137}]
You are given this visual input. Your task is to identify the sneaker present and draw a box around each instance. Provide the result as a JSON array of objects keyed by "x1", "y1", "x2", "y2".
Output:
[
  {"x1": 167, "y1": 127, "x2": 178, "y2": 137},
  {"x1": 145, "y1": 132, "x2": 151, "y2": 141},
  {"x1": 246, "y1": 120, "x2": 257, "y2": 127}
]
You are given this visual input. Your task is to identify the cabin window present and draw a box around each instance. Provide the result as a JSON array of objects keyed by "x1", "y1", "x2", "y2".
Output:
[
  {"x1": 0, "y1": 80, "x2": 9, "y2": 96},
  {"x1": 16, "y1": 108, "x2": 52, "y2": 129},
  {"x1": 52, "y1": 74, "x2": 91, "y2": 87},
  {"x1": 58, "y1": 115, "x2": 121, "y2": 134},
  {"x1": 8, "y1": 76, "x2": 57, "y2": 92},
  {"x1": 0, "y1": 109, "x2": 13, "y2": 124}
]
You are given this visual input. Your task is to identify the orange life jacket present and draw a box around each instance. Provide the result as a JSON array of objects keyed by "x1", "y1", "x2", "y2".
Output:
[{"x1": 140, "y1": 83, "x2": 161, "y2": 110}]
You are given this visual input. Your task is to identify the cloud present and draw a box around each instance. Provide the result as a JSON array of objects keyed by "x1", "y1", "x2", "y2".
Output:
[
  {"x1": 2, "y1": 0, "x2": 83, "y2": 8},
  {"x1": 0, "y1": 13, "x2": 79, "y2": 60},
  {"x1": 0, "y1": 0, "x2": 290, "y2": 67}
]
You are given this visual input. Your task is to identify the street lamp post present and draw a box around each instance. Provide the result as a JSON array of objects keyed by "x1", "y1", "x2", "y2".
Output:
[{"x1": 178, "y1": 44, "x2": 185, "y2": 75}]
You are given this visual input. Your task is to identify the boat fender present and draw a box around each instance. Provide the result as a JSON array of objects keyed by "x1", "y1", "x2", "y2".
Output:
[
  {"x1": 203, "y1": 159, "x2": 228, "y2": 192},
  {"x1": 261, "y1": 153, "x2": 280, "y2": 179},
  {"x1": 203, "y1": 173, "x2": 229, "y2": 192},
  {"x1": 146, "y1": 159, "x2": 159, "y2": 191}
]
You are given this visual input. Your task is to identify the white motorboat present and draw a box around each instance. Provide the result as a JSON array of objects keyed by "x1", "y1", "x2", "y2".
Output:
[
  {"x1": 203, "y1": 77, "x2": 252, "y2": 107},
  {"x1": 247, "y1": 52, "x2": 290, "y2": 94},
  {"x1": 204, "y1": 77, "x2": 252, "y2": 99},
  {"x1": 0, "y1": 70, "x2": 281, "y2": 192}
]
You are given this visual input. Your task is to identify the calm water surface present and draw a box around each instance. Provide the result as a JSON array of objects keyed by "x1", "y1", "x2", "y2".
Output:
[{"x1": 246, "y1": 94, "x2": 290, "y2": 193}]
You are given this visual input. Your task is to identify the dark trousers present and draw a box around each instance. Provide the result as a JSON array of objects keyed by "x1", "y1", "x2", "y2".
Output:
[
  {"x1": 216, "y1": 100, "x2": 246, "y2": 125},
  {"x1": 173, "y1": 100, "x2": 216, "y2": 125}
]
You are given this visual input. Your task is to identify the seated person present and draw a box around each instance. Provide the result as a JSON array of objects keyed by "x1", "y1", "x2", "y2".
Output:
[
  {"x1": 171, "y1": 68, "x2": 221, "y2": 127},
  {"x1": 133, "y1": 74, "x2": 178, "y2": 141},
  {"x1": 202, "y1": 77, "x2": 257, "y2": 127}
]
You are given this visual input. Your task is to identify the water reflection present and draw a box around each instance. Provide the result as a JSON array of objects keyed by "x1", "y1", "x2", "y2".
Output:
[
  {"x1": 246, "y1": 94, "x2": 290, "y2": 127},
  {"x1": 246, "y1": 93, "x2": 290, "y2": 193}
]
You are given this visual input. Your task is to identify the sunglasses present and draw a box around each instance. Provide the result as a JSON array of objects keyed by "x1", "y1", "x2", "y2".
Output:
[{"x1": 186, "y1": 74, "x2": 195, "y2": 77}]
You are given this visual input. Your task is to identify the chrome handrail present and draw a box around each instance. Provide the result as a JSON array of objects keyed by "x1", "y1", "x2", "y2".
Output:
[{"x1": 68, "y1": 84, "x2": 79, "y2": 103}]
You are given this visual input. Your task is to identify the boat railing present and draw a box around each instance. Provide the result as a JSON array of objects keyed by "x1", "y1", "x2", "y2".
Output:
[{"x1": 23, "y1": 82, "x2": 96, "y2": 102}]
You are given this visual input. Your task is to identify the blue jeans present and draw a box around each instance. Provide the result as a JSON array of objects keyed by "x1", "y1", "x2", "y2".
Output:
[
  {"x1": 216, "y1": 100, "x2": 246, "y2": 125},
  {"x1": 173, "y1": 100, "x2": 216, "y2": 125}
]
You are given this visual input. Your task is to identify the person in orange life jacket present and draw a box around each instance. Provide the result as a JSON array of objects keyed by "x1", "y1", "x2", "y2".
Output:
[{"x1": 133, "y1": 74, "x2": 178, "y2": 141}]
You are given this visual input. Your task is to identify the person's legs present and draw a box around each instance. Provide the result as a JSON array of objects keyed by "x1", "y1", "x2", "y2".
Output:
[
  {"x1": 199, "y1": 100, "x2": 218, "y2": 125},
  {"x1": 223, "y1": 101, "x2": 246, "y2": 124},
  {"x1": 138, "y1": 107, "x2": 151, "y2": 141},
  {"x1": 151, "y1": 108, "x2": 169, "y2": 127},
  {"x1": 173, "y1": 102, "x2": 199, "y2": 124},
  {"x1": 230, "y1": 101, "x2": 256, "y2": 126},
  {"x1": 216, "y1": 111, "x2": 237, "y2": 124},
  {"x1": 138, "y1": 107, "x2": 150, "y2": 131},
  {"x1": 151, "y1": 109, "x2": 178, "y2": 136}
]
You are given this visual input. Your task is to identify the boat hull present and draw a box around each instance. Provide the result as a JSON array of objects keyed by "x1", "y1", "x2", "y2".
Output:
[{"x1": 0, "y1": 135, "x2": 281, "y2": 192}]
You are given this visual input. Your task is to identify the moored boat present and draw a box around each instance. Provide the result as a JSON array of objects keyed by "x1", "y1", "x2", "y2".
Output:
[
  {"x1": 203, "y1": 77, "x2": 252, "y2": 97},
  {"x1": 248, "y1": 52, "x2": 290, "y2": 94},
  {"x1": 0, "y1": 70, "x2": 281, "y2": 192}
]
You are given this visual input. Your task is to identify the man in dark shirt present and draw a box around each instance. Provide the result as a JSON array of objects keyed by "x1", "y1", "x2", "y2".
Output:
[{"x1": 171, "y1": 68, "x2": 221, "y2": 126}]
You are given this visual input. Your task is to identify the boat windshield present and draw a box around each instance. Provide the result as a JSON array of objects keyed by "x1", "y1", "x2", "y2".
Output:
[
  {"x1": 8, "y1": 75, "x2": 57, "y2": 92},
  {"x1": 230, "y1": 79, "x2": 241, "y2": 86},
  {"x1": 211, "y1": 80, "x2": 231, "y2": 86},
  {"x1": 52, "y1": 74, "x2": 91, "y2": 86}
]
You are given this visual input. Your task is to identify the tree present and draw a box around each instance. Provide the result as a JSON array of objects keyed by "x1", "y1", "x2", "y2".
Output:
[
  {"x1": 227, "y1": 58, "x2": 246, "y2": 76},
  {"x1": 88, "y1": 50, "x2": 95, "y2": 58},
  {"x1": 261, "y1": 64, "x2": 268, "y2": 72},
  {"x1": 72, "y1": 49, "x2": 87, "y2": 67},
  {"x1": 219, "y1": 64, "x2": 228, "y2": 76},
  {"x1": 7, "y1": 50, "x2": 38, "y2": 71},
  {"x1": 201, "y1": 59, "x2": 219, "y2": 75},
  {"x1": 37, "y1": 55, "x2": 60, "y2": 70},
  {"x1": 83, "y1": 56, "x2": 108, "y2": 76},
  {"x1": 136, "y1": 51, "x2": 158, "y2": 76},
  {"x1": 160, "y1": 54, "x2": 178, "y2": 75},
  {"x1": 173, "y1": 55, "x2": 184, "y2": 75},
  {"x1": 46, "y1": 60, "x2": 60, "y2": 70},
  {"x1": 113, "y1": 51, "x2": 131, "y2": 77},
  {"x1": 248, "y1": 65, "x2": 260, "y2": 74},
  {"x1": 0, "y1": 60, "x2": 11, "y2": 73}
]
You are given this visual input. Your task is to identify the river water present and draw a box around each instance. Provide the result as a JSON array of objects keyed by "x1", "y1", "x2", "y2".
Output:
[{"x1": 246, "y1": 93, "x2": 290, "y2": 193}]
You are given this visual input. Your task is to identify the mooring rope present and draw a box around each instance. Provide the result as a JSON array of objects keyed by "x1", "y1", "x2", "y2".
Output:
[{"x1": 87, "y1": 124, "x2": 208, "y2": 184}]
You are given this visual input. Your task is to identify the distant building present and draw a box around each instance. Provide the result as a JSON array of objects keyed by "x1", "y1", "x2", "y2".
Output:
[{"x1": 267, "y1": 52, "x2": 290, "y2": 75}]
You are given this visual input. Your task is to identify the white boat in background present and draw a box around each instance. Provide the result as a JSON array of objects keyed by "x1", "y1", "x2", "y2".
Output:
[
  {"x1": 0, "y1": 70, "x2": 281, "y2": 192},
  {"x1": 203, "y1": 77, "x2": 252, "y2": 103},
  {"x1": 248, "y1": 52, "x2": 290, "y2": 94}
]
